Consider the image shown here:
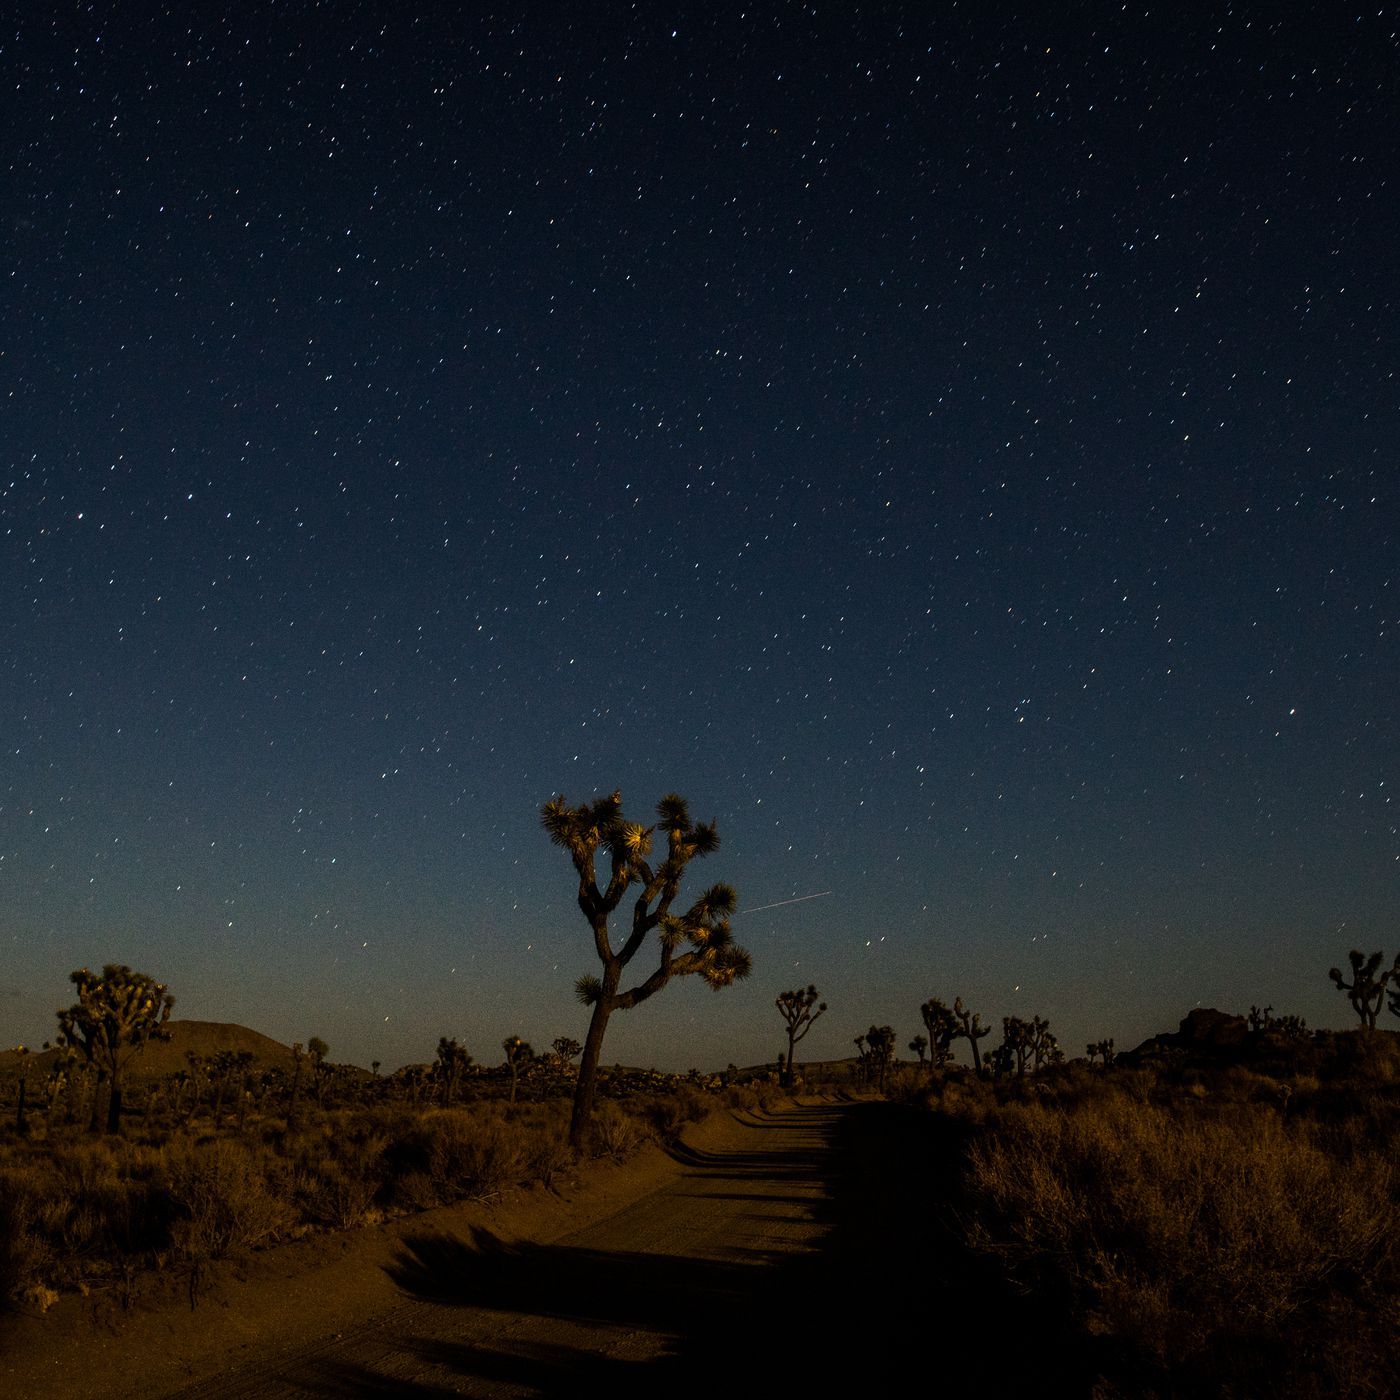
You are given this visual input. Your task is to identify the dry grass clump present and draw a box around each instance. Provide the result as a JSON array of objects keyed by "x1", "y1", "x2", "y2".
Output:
[
  {"x1": 165, "y1": 1139, "x2": 295, "y2": 1259},
  {"x1": 960, "y1": 1087, "x2": 1397, "y2": 1393}
]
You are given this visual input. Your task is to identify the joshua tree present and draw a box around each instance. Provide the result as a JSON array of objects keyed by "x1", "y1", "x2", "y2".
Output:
[
  {"x1": 1087, "y1": 1037, "x2": 1116, "y2": 1068},
  {"x1": 775, "y1": 985, "x2": 827, "y2": 1086},
  {"x1": 951, "y1": 997, "x2": 991, "y2": 1075},
  {"x1": 1001, "y1": 1016, "x2": 1032, "y2": 1076},
  {"x1": 852, "y1": 1033, "x2": 868, "y2": 1085},
  {"x1": 552, "y1": 1036, "x2": 583, "y2": 1065},
  {"x1": 919, "y1": 997, "x2": 960, "y2": 1072},
  {"x1": 12, "y1": 1045, "x2": 31, "y2": 1135},
  {"x1": 542, "y1": 790, "x2": 751, "y2": 1149},
  {"x1": 502, "y1": 1035, "x2": 533, "y2": 1103},
  {"x1": 1027, "y1": 1014, "x2": 1059, "y2": 1071},
  {"x1": 307, "y1": 1036, "x2": 330, "y2": 1105},
  {"x1": 55, "y1": 964, "x2": 174, "y2": 1133},
  {"x1": 908, "y1": 1034, "x2": 928, "y2": 1066},
  {"x1": 865, "y1": 1025, "x2": 896, "y2": 1091},
  {"x1": 436, "y1": 1036, "x2": 473, "y2": 1106},
  {"x1": 1329, "y1": 950, "x2": 1398, "y2": 1030}
]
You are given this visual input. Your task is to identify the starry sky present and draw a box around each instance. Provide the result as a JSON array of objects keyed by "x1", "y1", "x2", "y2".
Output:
[{"x1": 3, "y1": 4, "x2": 1397, "y2": 1073}]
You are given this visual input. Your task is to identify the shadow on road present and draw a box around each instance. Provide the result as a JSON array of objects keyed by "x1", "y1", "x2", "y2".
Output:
[{"x1": 309, "y1": 1102, "x2": 1099, "y2": 1397}]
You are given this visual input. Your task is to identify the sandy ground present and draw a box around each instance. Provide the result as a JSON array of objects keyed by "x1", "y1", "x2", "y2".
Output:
[{"x1": 0, "y1": 1103, "x2": 845, "y2": 1398}]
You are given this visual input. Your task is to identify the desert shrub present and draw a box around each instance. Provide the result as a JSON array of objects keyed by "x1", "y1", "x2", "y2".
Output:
[
  {"x1": 0, "y1": 1168, "x2": 52, "y2": 1304},
  {"x1": 165, "y1": 1140, "x2": 295, "y2": 1260},
  {"x1": 392, "y1": 1108, "x2": 525, "y2": 1202},
  {"x1": 522, "y1": 1125, "x2": 574, "y2": 1189},
  {"x1": 639, "y1": 1085, "x2": 711, "y2": 1142},
  {"x1": 960, "y1": 1093, "x2": 1396, "y2": 1391},
  {"x1": 592, "y1": 1101, "x2": 643, "y2": 1162}
]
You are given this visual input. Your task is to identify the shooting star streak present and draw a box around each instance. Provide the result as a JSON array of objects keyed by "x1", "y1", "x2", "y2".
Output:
[{"x1": 738, "y1": 890, "x2": 833, "y2": 916}]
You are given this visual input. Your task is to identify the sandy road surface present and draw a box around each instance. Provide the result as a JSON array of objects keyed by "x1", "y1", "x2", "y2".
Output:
[{"x1": 167, "y1": 1103, "x2": 840, "y2": 1397}]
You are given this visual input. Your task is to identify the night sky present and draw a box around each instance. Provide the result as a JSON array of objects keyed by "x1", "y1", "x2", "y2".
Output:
[{"x1": 4, "y1": 4, "x2": 1397, "y2": 1073}]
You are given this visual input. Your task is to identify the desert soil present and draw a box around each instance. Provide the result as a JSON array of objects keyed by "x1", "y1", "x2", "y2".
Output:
[{"x1": 1, "y1": 1102, "x2": 852, "y2": 1398}]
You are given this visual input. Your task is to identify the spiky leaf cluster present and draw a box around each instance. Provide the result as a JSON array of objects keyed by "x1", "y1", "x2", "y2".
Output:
[{"x1": 541, "y1": 790, "x2": 751, "y2": 1005}]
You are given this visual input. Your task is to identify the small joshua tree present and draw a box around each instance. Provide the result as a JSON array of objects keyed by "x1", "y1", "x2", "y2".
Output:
[
  {"x1": 56, "y1": 964, "x2": 174, "y2": 1133},
  {"x1": 542, "y1": 790, "x2": 751, "y2": 1148},
  {"x1": 552, "y1": 1036, "x2": 583, "y2": 1065},
  {"x1": 502, "y1": 1035, "x2": 533, "y2": 1104},
  {"x1": 908, "y1": 1034, "x2": 928, "y2": 1066},
  {"x1": 951, "y1": 997, "x2": 991, "y2": 1075},
  {"x1": 1328, "y1": 950, "x2": 1398, "y2": 1030},
  {"x1": 1087, "y1": 1037, "x2": 1116, "y2": 1069},
  {"x1": 775, "y1": 985, "x2": 827, "y2": 1086}
]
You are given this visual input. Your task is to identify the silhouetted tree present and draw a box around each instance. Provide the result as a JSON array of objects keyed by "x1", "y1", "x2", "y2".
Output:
[
  {"x1": 1329, "y1": 950, "x2": 1397, "y2": 1029},
  {"x1": 775, "y1": 985, "x2": 827, "y2": 1086},
  {"x1": 865, "y1": 1024, "x2": 896, "y2": 1091},
  {"x1": 951, "y1": 997, "x2": 991, "y2": 1075},
  {"x1": 307, "y1": 1036, "x2": 330, "y2": 1105},
  {"x1": 502, "y1": 1035, "x2": 533, "y2": 1103},
  {"x1": 542, "y1": 790, "x2": 750, "y2": 1148},
  {"x1": 1001, "y1": 1016, "x2": 1032, "y2": 1076},
  {"x1": 435, "y1": 1036, "x2": 472, "y2": 1105},
  {"x1": 1087, "y1": 1037, "x2": 1116, "y2": 1068},
  {"x1": 55, "y1": 964, "x2": 174, "y2": 1133},
  {"x1": 552, "y1": 1036, "x2": 583, "y2": 1065},
  {"x1": 908, "y1": 1034, "x2": 928, "y2": 1066},
  {"x1": 919, "y1": 997, "x2": 960, "y2": 1072},
  {"x1": 12, "y1": 1045, "x2": 30, "y2": 1135}
]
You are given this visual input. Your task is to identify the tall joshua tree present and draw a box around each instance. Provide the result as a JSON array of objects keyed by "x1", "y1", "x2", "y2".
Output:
[
  {"x1": 775, "y1": 985, "x2": 827, "y2": 1087},
  {"x1": 542, "y1": 790, "x2": 751, "y2": 1149},
  {"x1": 56, "y1": 964, "x2": 174, "y2": 1133},
  {"x1": 1329, "y1": 950, "x2": 1398, "y2": 1030}
]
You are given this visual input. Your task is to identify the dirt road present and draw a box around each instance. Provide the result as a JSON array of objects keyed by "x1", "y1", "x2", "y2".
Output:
[
  {"x1": 167, "y1": 1102, "x2": 842, "y2": 1397},
  {"x1": 5, "y1": 1100, "x2": 1094, "y2": 1397}
]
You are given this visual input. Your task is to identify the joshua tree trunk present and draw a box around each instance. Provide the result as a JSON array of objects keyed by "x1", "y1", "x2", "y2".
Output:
[
  {"x1": 107, "y1": 1076, "x2": 124, "y2": 1133},
  {"x1": 570, "y1": 975, "x2": 615, "y2": 1148}
]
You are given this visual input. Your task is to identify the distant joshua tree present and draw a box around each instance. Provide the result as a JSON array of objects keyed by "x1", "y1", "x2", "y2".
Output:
[
  {"x1": 542, "y1": 790, "x2": 751, "y2": 1149},
  {"x1": 865, "y1": 1025, "x2": 896, "y2": 1091},
  {"x1": 502, "y1": 1035, "x2": 533, "y2": 1103},
  {"x1": 55, "y1": 964, "x2": 175, "y2": 1133},
  {"x1": 1329, "y1": 950, "x2": 1399, "y2": 1030},
  {"x1": 307, "y1": 1036, "x2": 331, "y2": 1105},
  {"x1": 951, "y1": 997, "x2": 991, "y2": 1075},
  {"x1": 908, "y1": 1034, "x2": 928, "y2": 1066},
  {"x1": 919, "y1": 997, "x2": 960, "y2": 1072},
  {"x1": 1087, "y1": 1038, "x2": 1116, "y2": 1068},
  {"x1": 12, "y1": 1045, "x2": 31, "y2": 1135},
  {"x1": 436, "y1": 1036, "x2": 473, "y2": 1106},
  {"x1": 775, "y1": 985, "x2": 827, "y2": 1086},
  {"x1": 552, "y1": 1036, "x2": 583, "y2": 1065}
]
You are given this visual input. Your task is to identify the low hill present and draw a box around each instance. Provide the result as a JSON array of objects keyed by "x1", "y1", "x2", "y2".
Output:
[{"x1": 0, "y1": 1020, "x2": 299, "y2": 1081}]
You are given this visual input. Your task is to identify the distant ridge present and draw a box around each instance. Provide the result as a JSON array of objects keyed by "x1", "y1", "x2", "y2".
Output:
[{"x1": 0, "y1": 1019, "x2": 298, "y2": 1080}]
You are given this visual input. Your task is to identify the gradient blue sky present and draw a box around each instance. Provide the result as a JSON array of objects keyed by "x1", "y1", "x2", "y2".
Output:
[{"x1": 3, "y1": 3, "x2": 1396, "y2": 1071}]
